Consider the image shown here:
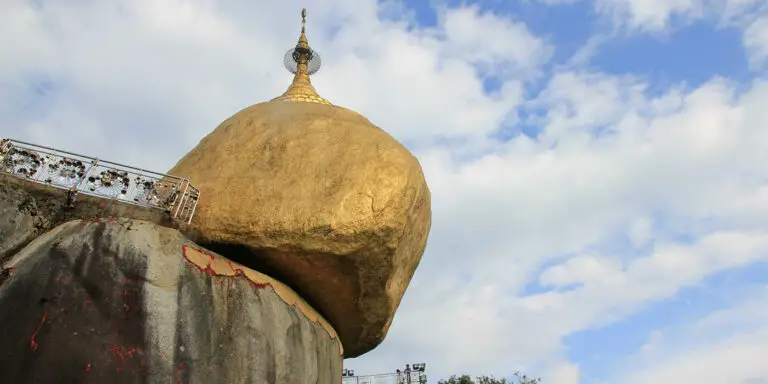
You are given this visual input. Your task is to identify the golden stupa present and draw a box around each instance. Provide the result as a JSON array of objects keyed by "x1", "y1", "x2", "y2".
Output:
[
  {"x1": 270, "y1": 9, "x2": 331, "y2": 105},
  {"x1": 170, "y1": 9, "x2": 431, "y2": 358}
]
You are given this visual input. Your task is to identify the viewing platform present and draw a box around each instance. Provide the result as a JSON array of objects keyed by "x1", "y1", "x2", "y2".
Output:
[
  {"x1": 0, "y1": 138, "x2": 200, "y2": 227},
  {"x1": 341, "y1": 368, "x2": 427, "y2": 384}
]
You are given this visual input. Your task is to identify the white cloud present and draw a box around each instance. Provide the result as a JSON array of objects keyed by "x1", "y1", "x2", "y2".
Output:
[
  {"x1": 546, "y1": 362, "x2": 580, "y2": 384},
  {"x1": 595, "y1": 0, "x2": 706, "y2": 31},
  {"x1": 627, "y1": 216, "x2": 653, "y2": 248},
  {"x1": 539, "y1": 255, "x2": 622, "y2": 288},
  {"x1": 744, "y1": 14, "x2": 768, "y2": 68},
  {"x1": 543, "y1": 0, "x2": 767, "y2": 37},
  {"x1": 437, "y1": 5, "x2": 553, "y2": 76},
  {"x1": 614, "y1": 290, "x2": 768, "y2": 384},
  {"x1": 565, "y1": 34, "x2": 610, "y2": 68},
  {"x1": 639, "y1": 330, "x2": 664, "y2": 355},
  {"x1": 349, "y1": 74, "x2": 768, "y2": 380},
  {"x1": 0, "y1": 0, "x2": 549, "y2": 169},
  {"x1": 536, "y1": 0, "x2": 583, "y2": 6},
  {"x1": 639, "y1": 331, "x2": 768, "y2": 384},
  {"x1": 723, "y1": 0, "x2": 767, "y2": 23},
  {"x1": 2, "y1": 0, "x2": 768, "y2": 383}
]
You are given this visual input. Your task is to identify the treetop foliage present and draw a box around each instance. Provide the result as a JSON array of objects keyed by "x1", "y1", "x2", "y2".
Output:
[{"x1": 437, "y1": 372, "x2": 542, "y2": 384}]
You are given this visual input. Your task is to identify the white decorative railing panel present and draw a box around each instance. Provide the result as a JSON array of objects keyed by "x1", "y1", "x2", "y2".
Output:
[{"x1": 0, "y1": 138, "x2": 199, "y2": 224}]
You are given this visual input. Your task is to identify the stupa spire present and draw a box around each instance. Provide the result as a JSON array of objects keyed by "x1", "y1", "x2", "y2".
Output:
[{"x1": 271, "y1": 8, "x2": 331, "y2": 105}]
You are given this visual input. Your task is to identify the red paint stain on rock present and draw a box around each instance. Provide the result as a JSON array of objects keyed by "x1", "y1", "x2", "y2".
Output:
[
  {"x1": 0, "y1": 267, "x2": 16, "y2": 285},
  {"x1": 228, "y1": 261, "x2": 241, "y2": 275},
  {"x1": 175, "y1": 362, "x2": 186, "y2": 384},
  {"x1": 182, "y1": 244, "x2": 271, "y2": 290},
  {"x1": 120, "y1": 279, "x2": 138, "y2": 313},
  {"x1": 198, "y1": 263, "x2": 217, "y2": 276},
  {"x1": 109, "y1": 345, "x2": 139, "y2": 360},
  {"x1": 108, "y1": 345, "x2": 145, "y2": 374},
  {"x1": 180, "y1": 244, "x2": 343, "y2": 353},
  {"x1": 80, "y1": 217, "x2": 117, "y2": 225},
  {"x1": 246, "y1": 279, "x2": 270, "y2": 289},
  {"x1": 30, "y1": 312, "x2": 47, "y2": 351},
  {"x1": 0, "y1": 266, "x2": 16, "y2": 287}
]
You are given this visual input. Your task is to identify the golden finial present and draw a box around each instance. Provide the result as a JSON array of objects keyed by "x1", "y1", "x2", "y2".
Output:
[{"x1": 271, "y1": 8, "x2": 331, "y2": 105}]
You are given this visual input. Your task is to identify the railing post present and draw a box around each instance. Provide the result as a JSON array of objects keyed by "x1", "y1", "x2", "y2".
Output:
[
  {"x1": 0, "y1": 139, "x2": 10, "y2": 153},
  {"x1": 76, "y1": 158, "x2": 99, "y2": 191},
  {"x1": 112, "y1": 174, "x2": 123, "y2": 202},
  {"x1": 124, "y1": 174, "x2": 137, "y2": 203},
  {"x1": 32, "y1": 150, "x2": 51, "y2": 182},
  {"x1": 187, "y1": 189, "x2": 199, "y2": 224},
  {"x1": 0, "y1": 140, "x2": 12, "y2": 173},
  {"x1": 173, "y1": 178, "x2": 190, "y2": 219}
]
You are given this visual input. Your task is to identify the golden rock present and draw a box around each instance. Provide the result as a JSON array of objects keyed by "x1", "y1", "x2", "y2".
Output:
[
  {"x1": 168, "y1": 9, "x2": 431, "y2": 357},
  {"x1": 170, "y1": 101, "x2": 431, "y2": 357}
]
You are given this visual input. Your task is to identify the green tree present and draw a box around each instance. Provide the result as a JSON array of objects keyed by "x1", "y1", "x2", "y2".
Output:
[
  {"x1": 437, "y1": 375, "x2": 475, "y2": 384},
  {"x1": 437, "y1": 372, "x2": 541, "y2": 384}
]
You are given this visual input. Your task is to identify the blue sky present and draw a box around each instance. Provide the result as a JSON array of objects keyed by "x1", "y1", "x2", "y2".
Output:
[
  {"x1": 405, "y1": 0, "x2": 754, "y2": 91},
  {"x1": 563, "y1": 262, "x2": 768, "y2": 382},
  {"x1": 368, "y1": 1, "x2": 768, "y2": 382},
  {"x1": 2, "y1": 0, "x2": 768, "y2": 383}
]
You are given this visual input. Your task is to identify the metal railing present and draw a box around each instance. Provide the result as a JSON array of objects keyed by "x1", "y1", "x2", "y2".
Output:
[
  {"x1": 0, "y1": 138, "x2": 200, "y2": 224},
  {"x1": 342, "y1": 372, "x2": 398, "y2": 384},
  {"x1": 342, "y1": 371, "x2": 426, "y2": 384}
]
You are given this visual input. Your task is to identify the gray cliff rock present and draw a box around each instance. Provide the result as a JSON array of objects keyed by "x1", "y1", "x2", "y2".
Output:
[
  {"x1": 0, "y1": 173, "x2": 177, "y2": 265},
  {"x1": 0, "y1": 219, "x2": 342, "y2": 384},
  {"x1": 0, "y1": 176, "x2": 60, "y2": 261}
]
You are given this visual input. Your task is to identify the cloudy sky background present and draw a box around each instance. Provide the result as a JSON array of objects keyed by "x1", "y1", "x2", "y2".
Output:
[{"x1": 3, "y1": 0, "x2": 768, "y2": 383}]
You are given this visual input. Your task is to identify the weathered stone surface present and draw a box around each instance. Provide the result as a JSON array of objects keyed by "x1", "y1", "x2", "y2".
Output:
[
  {"x1": 0, "y1": 173, "x2": 179, "y2": 264},
  {"x1": 169, "y1": 101, "x2": 432, "y2": 357},
  {"x1": 0, "y1": 219, "x2": 342, "y2": 383},
  {"x1": 0, "y1": 177, "x2": 58, "y2": 262}
]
